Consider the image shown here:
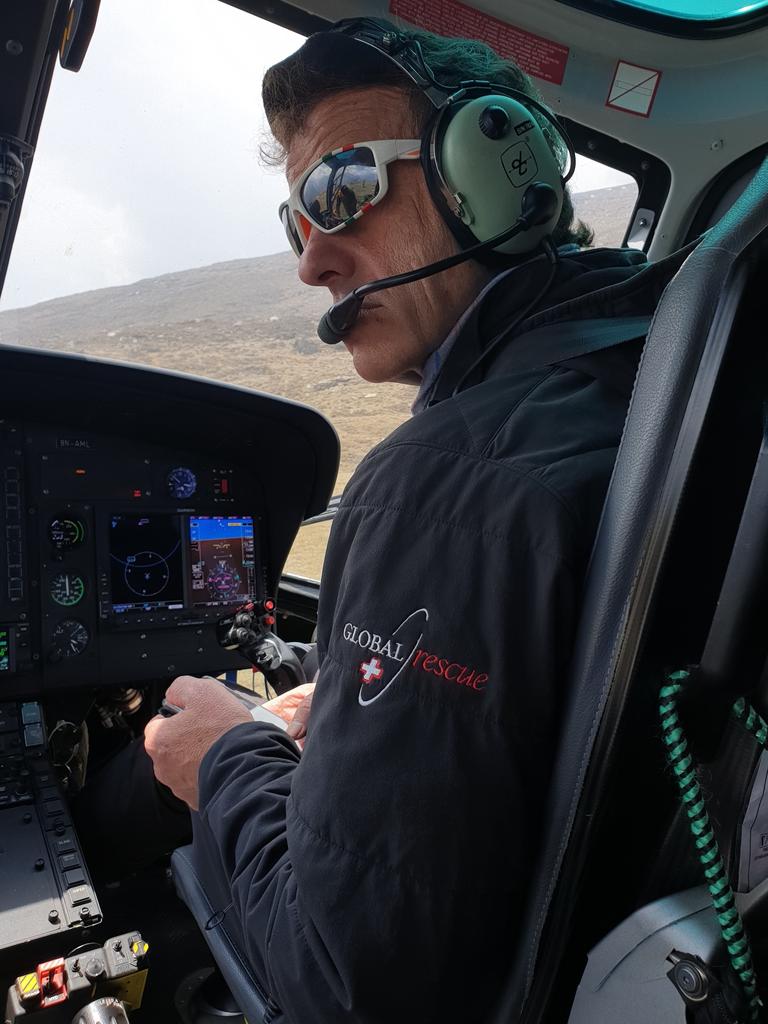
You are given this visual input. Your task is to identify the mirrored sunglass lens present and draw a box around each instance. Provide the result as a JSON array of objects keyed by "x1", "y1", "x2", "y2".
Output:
[{"x1": 300, "y1": 147, "x2": 380, "y2": 231}]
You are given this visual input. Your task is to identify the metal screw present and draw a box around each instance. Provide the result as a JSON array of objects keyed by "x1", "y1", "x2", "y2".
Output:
[{"x1": 5, "y1": 40, "x2": 23, "y2": 56}]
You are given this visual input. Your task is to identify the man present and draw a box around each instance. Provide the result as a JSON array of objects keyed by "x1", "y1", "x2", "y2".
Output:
[{"x1": 141, "y1": 19, "x2": 685, "y2": 1023}]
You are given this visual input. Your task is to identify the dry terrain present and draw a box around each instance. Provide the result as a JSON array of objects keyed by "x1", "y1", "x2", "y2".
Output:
[{"x1": 0, "y1": 184, "x2": 635, "y2": 577}]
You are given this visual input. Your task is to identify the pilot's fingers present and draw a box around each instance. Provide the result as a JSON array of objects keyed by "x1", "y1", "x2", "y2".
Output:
[
  {"x1": 286, "y1": 689, "x2": 315, "y2": 740},
  {"x1": 143, "y1": 713, "x2": 164, "y2": 750},
  {"x1": 165, "y1": 674, "x2": 215, "y2": 707}
]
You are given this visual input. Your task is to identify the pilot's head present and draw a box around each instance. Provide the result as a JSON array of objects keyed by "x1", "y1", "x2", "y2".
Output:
[{"x1": 263, "y1": 20, "x2": 588, "y2": 384}]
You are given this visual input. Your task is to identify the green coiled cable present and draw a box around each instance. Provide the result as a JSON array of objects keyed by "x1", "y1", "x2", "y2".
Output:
[{"x1": 660, "y1": 669, "x2": 763, "y2": 1022}]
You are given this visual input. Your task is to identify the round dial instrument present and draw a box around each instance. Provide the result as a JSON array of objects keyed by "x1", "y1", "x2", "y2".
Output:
[
  {"x1": 50, "y1": 619, "x2": 90, "y2": 660},
  {"x1": 50, "y1": 572, "x2": 86, "y2": 607},
  {"x1": 48, "y1": 517, "x2": 86, "y2": 550},
  {"x1": 166, "y1": 467, "x2": 197, "y2": 500}
]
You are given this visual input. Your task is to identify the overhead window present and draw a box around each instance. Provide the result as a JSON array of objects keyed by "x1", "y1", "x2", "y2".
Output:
[
  {"x1": 616, "y1": 0, "x2": 768, "y2": 19},
  {"x1": 556, "y1": 0, "x2": 768, "y2": 35}
]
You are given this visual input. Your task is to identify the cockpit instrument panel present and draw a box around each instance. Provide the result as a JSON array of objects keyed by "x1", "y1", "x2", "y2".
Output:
[
  {"x1": 0, "y1": 424, "x2": 266, "y2": 696},
  {"x1": 0, "y1": 346, "x2": 339, "y2": 700}
]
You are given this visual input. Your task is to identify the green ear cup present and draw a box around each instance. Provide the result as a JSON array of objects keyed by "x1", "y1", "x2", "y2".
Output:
[{"x1": 438, "y1": 95, "x2": 564, "y2": 254}]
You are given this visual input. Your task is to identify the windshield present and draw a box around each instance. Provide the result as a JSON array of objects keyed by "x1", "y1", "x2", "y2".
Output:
[{"x1": 0, "y1": 0, "x2": 638, "y2": 504}]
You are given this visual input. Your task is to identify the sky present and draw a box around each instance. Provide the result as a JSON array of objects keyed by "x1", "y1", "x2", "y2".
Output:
[{"x1": 0, "y1": 0, "x2": 631, "y2": 312}]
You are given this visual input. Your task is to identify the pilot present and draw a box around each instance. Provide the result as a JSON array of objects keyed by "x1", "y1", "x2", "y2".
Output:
[{"x1": 82, "y1": 18, "x2": 690, "y2": 1022}]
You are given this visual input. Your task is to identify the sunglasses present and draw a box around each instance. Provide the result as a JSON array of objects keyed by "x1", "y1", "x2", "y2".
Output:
[{"x1": 280, "y1": 138, "x2": 421, "y2": 257}]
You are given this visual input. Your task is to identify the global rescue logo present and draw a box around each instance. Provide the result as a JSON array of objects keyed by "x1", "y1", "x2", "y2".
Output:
[{"x1": 342, "y1": 608, "x2": 489, "y2": 707}]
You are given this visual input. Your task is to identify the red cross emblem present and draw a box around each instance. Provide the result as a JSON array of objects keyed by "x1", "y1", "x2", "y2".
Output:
[{"x1": 359, "y1": 656, "x2": 384, "y2": 684}]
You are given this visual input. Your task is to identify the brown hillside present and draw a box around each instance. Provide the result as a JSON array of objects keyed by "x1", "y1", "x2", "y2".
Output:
[{"x1": 0, "y1": 183, "x2": 636, "y2": 503}]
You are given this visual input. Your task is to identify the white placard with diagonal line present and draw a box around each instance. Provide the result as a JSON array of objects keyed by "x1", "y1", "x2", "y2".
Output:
[{"x1": 606, "y1": 61, "x2": 661, "y2": 118}]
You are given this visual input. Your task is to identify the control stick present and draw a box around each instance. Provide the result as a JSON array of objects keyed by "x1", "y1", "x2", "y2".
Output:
[{"x1": 216, "y1": 600, "x2": 307, "y2": 694}]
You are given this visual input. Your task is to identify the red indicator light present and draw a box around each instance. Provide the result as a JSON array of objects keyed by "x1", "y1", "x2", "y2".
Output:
[
  {"x1": 221, "y1": 479, "x2": 229, "y2": 494},
  {"x1": 264, "y1": 599, "x2": 275, "y2": 611},
  {"x1": 264, "y1": 615, "x2": 275, "y2": 627},
  {"x1": 132, "y1": 489, "x2": 142, "y2": 498},
  {"x1": 75, "y1": 468, "x2": 86, "y2": 476}
]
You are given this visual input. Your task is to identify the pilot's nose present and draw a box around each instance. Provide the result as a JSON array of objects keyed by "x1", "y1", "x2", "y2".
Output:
[{"x1": 298, "y1": 225, "x2": 356, "y2": 290}]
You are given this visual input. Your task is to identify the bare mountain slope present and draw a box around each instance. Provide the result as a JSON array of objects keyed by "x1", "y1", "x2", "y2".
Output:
[{"x1": 0, "y1": 183, "x2": 636, "y2": 495}]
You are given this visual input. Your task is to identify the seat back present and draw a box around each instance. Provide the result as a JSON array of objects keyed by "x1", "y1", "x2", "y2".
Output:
[
  {"x1": 492, "y1": 156, "x2": 768, "y2": 1023},
  {"x1": 172, "y1": 841, "x2": 271, "y2": 1023}
]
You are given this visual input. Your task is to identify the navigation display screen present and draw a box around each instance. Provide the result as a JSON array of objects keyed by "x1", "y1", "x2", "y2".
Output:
[
  {"x1": 0, "y1": 630, "x2": 9, "y2": 672},
  {"x1": 189, "y1": 516, "x2": 256, "y2": 607},
  {"x1": 110, "y1": 514, "x2": 185, "y2": 612}
]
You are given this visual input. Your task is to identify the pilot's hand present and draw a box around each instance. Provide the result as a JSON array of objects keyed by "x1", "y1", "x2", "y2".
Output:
[{"x1": 144, "y1": 675, "x2": 251, "y2": 811}]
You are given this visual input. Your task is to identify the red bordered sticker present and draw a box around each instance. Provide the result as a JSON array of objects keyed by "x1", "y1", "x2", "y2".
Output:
[
  {"x1": 606, "y1": 61, "x2": 662, "y2": 118},
  {"x1": 389, "y1": 0, "x2": 570, "y2": 85}
]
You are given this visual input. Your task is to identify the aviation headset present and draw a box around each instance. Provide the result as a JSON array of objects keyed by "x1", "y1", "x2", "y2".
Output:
[{"x1": 328, "y1": 17, "x2": 576, "y2": 258}]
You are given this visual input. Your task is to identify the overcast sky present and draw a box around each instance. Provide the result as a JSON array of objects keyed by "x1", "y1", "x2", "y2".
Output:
[{"x1": 0, "y1": 0, "x2": 630, "y2": 312}]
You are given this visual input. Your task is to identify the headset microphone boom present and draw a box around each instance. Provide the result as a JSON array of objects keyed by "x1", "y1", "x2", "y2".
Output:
[{"x1": 317, "y1": 181, "x2": 560, "y2": 344}]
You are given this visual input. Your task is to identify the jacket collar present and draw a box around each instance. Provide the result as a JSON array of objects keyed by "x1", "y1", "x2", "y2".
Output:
[{"x1": 415, "y1": 243, "x2": 697, "y2": 412}]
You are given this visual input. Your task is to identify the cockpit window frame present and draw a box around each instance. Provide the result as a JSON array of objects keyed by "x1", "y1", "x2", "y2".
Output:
[{"x1": 563, "y1": 118, "x2": 671, "y2": 251}]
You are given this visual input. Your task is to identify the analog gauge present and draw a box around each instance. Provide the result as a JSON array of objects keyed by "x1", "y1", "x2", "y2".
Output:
[
  {"x1": 166, "y1": 467, "x2": 197, "y2": 500},
  {"x1": 48, "y1": 517, "x2": 86, "y2": 550},
  {"x1": 49, "y1": 619, "x2": 90, "y2": 660},
  {"x1": 50, "y1": 572, "x2": 86, "y2": 607}
]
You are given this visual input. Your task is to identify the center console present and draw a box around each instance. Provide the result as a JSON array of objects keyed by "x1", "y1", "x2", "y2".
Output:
[{"x1": 0, "y1": 698, "x2": 100, "y2": 949}]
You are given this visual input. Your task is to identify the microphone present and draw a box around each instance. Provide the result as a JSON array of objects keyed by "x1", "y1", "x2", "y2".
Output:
[{"x1": 317, "y1": 182, "x2": 559, "y2": 345}]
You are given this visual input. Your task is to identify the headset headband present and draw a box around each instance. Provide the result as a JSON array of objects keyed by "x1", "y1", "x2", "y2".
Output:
[{"x1": 329, "y1": 17, "x2": 575, "y2": 183}]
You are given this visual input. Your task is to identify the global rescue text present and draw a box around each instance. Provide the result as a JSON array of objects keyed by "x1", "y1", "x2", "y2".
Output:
[{"x1": 343, "y1": 621, "x2": 488, "y2": 692}]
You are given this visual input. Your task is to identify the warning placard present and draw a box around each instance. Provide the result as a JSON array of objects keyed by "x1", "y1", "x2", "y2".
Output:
[
  {"x1": 389, "y1": 0, "x2": 570, "y2": 85},
  {"x1": 606, "y1": 61, "x2": 661, "y2": 118}
]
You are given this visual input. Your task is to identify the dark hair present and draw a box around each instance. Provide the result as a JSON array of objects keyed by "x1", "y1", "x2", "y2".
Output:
[{"x1": 262, "y1": 21, "x2": 593, "y2": 249}]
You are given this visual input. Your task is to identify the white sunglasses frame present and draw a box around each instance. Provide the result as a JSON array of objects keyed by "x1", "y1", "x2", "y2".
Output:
[{"x1": 280, "y1": 138, "x2": 422, "y2": 256}]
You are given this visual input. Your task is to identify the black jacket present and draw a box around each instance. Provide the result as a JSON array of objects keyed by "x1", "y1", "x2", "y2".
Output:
[{"x1": 195, "y1": 246, "x2": 687, "y2": 1023}]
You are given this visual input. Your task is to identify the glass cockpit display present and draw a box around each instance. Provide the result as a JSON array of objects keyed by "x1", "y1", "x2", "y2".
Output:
[
  {"x1": 189, "y1": 516, "x2": 256, "y2": 607},
  {"x1": 107, "y1": 513, "x2": 256, "y2": 614},
  {"x1": 109, "y1": 514, "x2": 185, "y2": 613}
]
